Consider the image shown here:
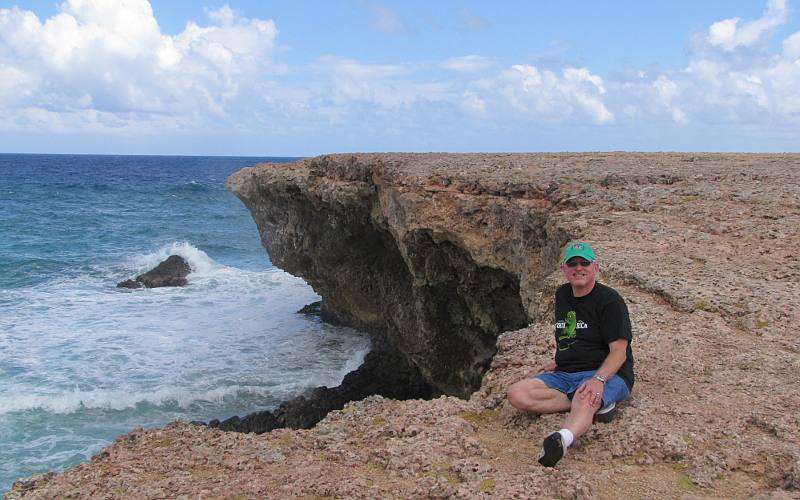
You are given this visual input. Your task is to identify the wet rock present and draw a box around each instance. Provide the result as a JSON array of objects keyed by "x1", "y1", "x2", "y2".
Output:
[
  {"x1": 295, "y1": 300, "x2": 352, "y2": 326},
  {"x1": 116, "y1": 278, "x2": 142, "y2": 289},
  {"x1": 297, "y1": 301, "x2": 321, "y2": 315},
  {"x1": 211, "y1": 342, "x2": 434, "y2": 434},
  {"x1": 116, "y1": 255, "x2": 191, "y2": 289}
]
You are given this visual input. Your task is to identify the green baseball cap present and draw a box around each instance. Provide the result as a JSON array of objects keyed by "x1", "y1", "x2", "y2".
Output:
[{"x1": 562, "y1": 242, "x2": 597, "y2": 264}]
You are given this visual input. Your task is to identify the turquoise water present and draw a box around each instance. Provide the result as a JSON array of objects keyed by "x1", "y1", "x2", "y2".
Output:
[{"x1": 0, "y1": 154, "x2": 370, "y2": 492}]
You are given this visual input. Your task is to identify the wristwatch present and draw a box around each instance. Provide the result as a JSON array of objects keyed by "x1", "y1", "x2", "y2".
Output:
[{"x1": 593, "y1": 373, "x2": 607, "y2": 384}]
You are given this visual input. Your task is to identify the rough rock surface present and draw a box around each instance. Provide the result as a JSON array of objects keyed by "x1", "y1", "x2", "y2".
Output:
[
  {"x1": 8, "y1": 153, "x2": 800, "y2": 499},
  {"x1": 116, "y1": 255, "x2": 191, "y2": 288}
]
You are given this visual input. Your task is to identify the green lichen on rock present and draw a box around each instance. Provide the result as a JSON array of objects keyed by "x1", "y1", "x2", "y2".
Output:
[{"x1": 457, "y1": 409, "x2": 498, "y2": 427}]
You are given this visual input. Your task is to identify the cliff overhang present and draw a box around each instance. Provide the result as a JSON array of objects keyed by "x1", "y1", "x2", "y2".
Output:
[{"x1": 227, "y1": 154, "x2": 570, "y2": 399}]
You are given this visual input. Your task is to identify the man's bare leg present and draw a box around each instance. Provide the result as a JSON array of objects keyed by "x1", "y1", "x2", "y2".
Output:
[
  {"x1": 507, "y1": 378, "x2": 571, "y2": 414},
  {"x1": 537, "y1": 389, "x2": 600, "y2": 467},
  {"x1": 563, "y1": 393, "x2": 597, "y2": 441},
  {"x1": 507, "y1": 377, "x2": 602, "y2": 466}
]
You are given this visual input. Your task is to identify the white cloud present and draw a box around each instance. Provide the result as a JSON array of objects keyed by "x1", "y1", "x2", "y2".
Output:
[
  {"x1": 205, "y1": 4, "x2": 237, "y2": 26},
  {"x1": 460, "y1": 90, "x2": 486, "y2": 115},
  {"x1": 441, "y1": 55, "x2": 492, "y2": 73},
  {"x1": 2, "y1": 0, "x2": 799, "y2": 151},
  {"x1": 783, "y1": 31, "x2": 800, "y2": 57},
  {"x1": 311, "y1": 55, "x2": 409, "y2": 80},
  {"x1": 0, "y1": 0, "x2": 277, "y2": 132},
  {"x1": 308, "y1": 56, "x2": 450, "y2": 110},
  {"x1": 610, "y1": 0, "x2": 800, "y2": 128},
  {"x1": 491, "y1": 64, "x2": 613, "y2": 124},
  {"x1": 652, "y1": 76, "x2": 687, "y2": 124},
  {"x1": 706, "y1": 0, "x2": 788, "y2": 51},
  {"x1": 684, "y1": 6, "x2": 800, "y2": 122}
]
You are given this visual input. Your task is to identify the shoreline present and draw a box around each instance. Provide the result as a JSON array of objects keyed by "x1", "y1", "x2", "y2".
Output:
[{"x1": 8, "y1": 152, "x2": 800, "y2": 498}]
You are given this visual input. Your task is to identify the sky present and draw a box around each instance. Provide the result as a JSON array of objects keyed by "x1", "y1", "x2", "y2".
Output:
[{"x1": 0, "y1": 0, "x2": 799, "y2": 155}]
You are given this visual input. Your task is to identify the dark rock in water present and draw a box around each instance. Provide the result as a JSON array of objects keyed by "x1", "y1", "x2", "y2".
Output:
[
  {"x1": 296, "y1": 300, "x2": 352, "y2": 326},
  {"x1": 206, "y1": 342, "x2": 434, "y2": 434},
  {"x1": 218, "y1": 416, "x2": 241, "y2": 432},
  {"x1": 226, "y1": 410, "x2": 279, "y2": 434},
  {"x1": 116, "y1": 255, "x2": 191, "y2": 289},
  {"x1": 297, "y1": 301, "x2": 321, "y2": 315},
  {"x1": 116, "y1": 279, "x2": 142, "y2": 289}
]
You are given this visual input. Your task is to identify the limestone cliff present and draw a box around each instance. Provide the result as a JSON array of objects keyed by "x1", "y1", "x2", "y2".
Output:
[{"x1": 226, "y1": 154, "x2": 570, "y2": 398}]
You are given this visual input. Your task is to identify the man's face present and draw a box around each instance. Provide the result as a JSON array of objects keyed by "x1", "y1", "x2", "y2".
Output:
[{"x1": 561, "y1": 257, "x2": 598, "y2": 289}]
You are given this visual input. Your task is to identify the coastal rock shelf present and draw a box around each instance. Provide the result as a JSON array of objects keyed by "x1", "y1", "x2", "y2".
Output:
[{"x1": 9, "y1": 153, "x2": 800, "y2": 498}]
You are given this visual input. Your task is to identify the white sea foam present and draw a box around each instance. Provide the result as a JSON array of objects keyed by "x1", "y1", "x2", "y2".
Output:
[
  {"x1": 128, "y1": 241, "x2": 214, "y2": 276},
  {"x1": 123, "y1": 241, "x2": 307, "y2": 289},
  {"x1": 336, "y1": 345, "x2": 371, "y2": 380},
  {"x1": 0, "y1": 241, "x2": 371, "y2": 419},
  {"x1": 0, "y1": 385, "x2": 278, "y2": 415},
  {"x1": 0, "y1": 241, "x2": 370, "y2": 492}
]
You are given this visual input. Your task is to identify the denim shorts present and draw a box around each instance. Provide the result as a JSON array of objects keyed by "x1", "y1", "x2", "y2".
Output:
[{"x1": 533, "y1": 370, "x2": 631, "y2": 408}]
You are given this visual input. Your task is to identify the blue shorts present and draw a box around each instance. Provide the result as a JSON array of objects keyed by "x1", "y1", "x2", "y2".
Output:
[{"x1": 533, "y1": 370, "x2": 631, "y2": 408}]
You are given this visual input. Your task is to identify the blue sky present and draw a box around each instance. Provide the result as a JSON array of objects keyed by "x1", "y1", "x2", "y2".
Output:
[{"x1": 1, "y1": 0, "x2": 799, "y2": 155}]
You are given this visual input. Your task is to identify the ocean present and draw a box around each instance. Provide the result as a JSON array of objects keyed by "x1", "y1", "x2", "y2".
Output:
[{"x1": 0, "y1": 154, "x2": 371, "y2": 492}]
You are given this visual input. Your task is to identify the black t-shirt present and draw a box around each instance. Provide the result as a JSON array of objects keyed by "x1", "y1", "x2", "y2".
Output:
[{"x1": 553, "y1": 282, "x2": 635, "y2": 390}]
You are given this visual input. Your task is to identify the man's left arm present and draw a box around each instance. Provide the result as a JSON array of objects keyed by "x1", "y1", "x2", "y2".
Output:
[
  {"x1": 576, "y1": 339, "x2": 628, "y2": 406},
  {"x1": 594, "y1": 339, "x2": 628, "y2": 382}
]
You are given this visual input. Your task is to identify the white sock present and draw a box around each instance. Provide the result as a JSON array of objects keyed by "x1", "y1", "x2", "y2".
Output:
[{"x1": 558, "y1": 429, "x2": 574, "y2": 448}]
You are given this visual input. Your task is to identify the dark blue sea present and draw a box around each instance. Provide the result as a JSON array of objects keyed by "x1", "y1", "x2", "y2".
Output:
[{"x1": 0, "y1": 154, "x2": 370, "y2": 492}]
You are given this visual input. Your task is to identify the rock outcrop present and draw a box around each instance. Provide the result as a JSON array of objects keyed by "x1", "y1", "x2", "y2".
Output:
[
  {"x1": 226, "y1": 154, "x2": 564, "y2": 398},
  {"x1": 9, "y1": 153, "x2": 800, "y2": 499},
  {"x1": 116, "y1": 255, "x2": 191, "y2": 288}
]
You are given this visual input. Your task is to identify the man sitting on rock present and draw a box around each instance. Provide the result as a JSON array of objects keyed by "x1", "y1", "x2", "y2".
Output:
[{"x1": 507, "y1": 242, "x2": 634, "y2": 467}]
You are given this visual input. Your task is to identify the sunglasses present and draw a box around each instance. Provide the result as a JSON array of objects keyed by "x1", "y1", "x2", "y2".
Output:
[{"x1": 565, "y1": 259, "x2": 593, "y2": 268}]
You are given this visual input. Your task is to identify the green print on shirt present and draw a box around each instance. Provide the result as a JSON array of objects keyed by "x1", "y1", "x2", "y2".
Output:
[{"x1": 558, "y1": 310, "x2": 578, "y2": 351}]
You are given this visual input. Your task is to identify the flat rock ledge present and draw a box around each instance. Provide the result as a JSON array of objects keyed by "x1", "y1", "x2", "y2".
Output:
[{"x1": 8, "y1": 153, "x2": 800, "y2": 499}]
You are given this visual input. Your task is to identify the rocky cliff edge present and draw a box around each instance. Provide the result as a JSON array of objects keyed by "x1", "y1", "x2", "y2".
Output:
[{"x1": 8, "y1": 153, "x2": 800, "y2": 499}]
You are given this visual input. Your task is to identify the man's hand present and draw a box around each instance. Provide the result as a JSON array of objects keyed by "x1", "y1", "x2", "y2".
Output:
[
  {"x1": 538, "y1": 359, "x2": 557, "y2": 373},
  {"x1": 577, "y1": 378, "x2": 604, "y2": 407}
]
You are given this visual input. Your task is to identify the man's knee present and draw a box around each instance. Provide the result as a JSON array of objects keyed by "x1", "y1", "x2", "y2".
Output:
[
  {"x1": 507, "y1": 380, "x2": 529, "y2": 410},
  {"x1": 570, "y1": 394, "x2": 598, "y2": 415},
  {"x1": 507, "y1": 378, "x2": 553, "y2": 411}
]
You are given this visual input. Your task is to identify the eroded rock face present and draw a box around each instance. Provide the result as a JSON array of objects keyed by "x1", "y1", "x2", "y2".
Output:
[
  {"x1": 227, "y1": 154, "x2": 566, "y2": 397},
  {"x1": 116, "y1": 255, "x2": 191, "y2": 289}
]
